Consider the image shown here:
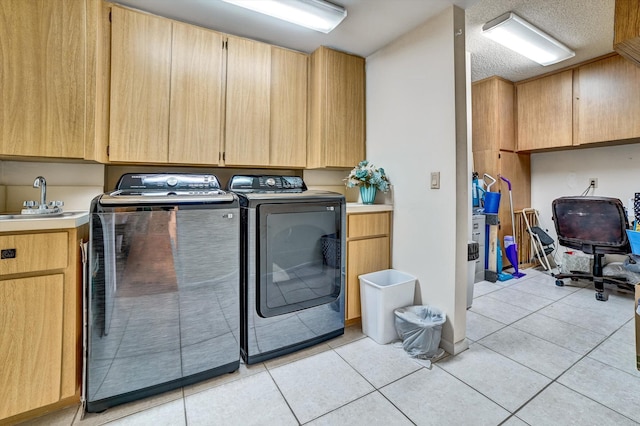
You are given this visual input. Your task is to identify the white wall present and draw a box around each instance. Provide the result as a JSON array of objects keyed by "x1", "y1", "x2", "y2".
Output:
[
  {"x1": 0, "y1": 160, "x2": 105, "y2": 212},
  {"x1": 366, "y1": 6, "x2": 469, "y2": 353},
  {"x1": 0, "y1": 160, "x2": 308, "y2": 213},
  {"x1": 531, "y1": 143, "x2": 640, "y2": 244}
]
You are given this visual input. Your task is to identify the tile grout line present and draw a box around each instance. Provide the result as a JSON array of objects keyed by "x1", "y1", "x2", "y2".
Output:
[
  {"x1": 454, "y1": 273, "x2": 639, "y2": 423},
  {"x1": 331, "y1": 344, "x2": 419, "y2": 425},
  {"x1": 181, "y1": 387, "x2": 187, "y2": 426},
  {"x1": 264, "y1": 361, "x2": 303, "y2": 425},
  {"x1": 471, "y1": 277, "x2": 627, "y2": 349}
]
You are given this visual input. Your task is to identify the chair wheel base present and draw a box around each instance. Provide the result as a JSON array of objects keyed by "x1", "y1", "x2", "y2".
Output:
[
  {"x1": 595, "y1": 292, "x2": 608, "y2": 302},
  {"x1": 555, "y1": 279, "x2": 564, "y2": 287}
]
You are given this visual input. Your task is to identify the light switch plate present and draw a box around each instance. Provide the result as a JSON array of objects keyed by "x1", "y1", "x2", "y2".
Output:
[{"x1": 431, "y1": 172, "x2": 440, "y2": 189}]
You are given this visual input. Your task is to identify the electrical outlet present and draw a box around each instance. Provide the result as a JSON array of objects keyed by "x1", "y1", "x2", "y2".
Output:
[{"x1": 589, "y1": 178, "x2": 598, "y2": 188}]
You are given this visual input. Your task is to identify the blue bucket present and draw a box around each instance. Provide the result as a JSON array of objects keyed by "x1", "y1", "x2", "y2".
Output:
[
  {"x1": 626, "y1": 229, "x2": 640, "y2": 254},
  {"x1": 484, "y1": 192, "x2": 501, "y2": 214}
]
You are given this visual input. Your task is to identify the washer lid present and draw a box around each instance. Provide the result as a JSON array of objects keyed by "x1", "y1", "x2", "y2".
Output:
[{"x1": 100, "y1": 173, "x2": 236, "y2": 205}]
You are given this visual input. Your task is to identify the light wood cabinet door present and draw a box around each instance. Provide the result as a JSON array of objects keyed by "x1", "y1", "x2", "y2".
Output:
[
  {"x1": 346, "y1": 236, "x2": 390, "y2": 321},
  {"x1": 516, "y1": 70, "x2": 573, "y2": 151},
  {"x1": 0, "y1": 0, "x2": 86, "y2": 158},
  {"x1": 575, "y1": 54, "x2": 640, "y2": 145},
  {"x1": 169, "y1": 23, "x2": 224, "y2": 165},
  {"x1": 308, "y1": 47, "x2": 365, "y2": 168},
  {"x1": 109, "y1": 6, "x2": 172, "y2": 163},
  {"x1": 0, "y1": 275, "x2": 65, "y2": 419},
  {"x1": 269, "y1": 47, "x2": 307, "y2": 168},
  {"x1": 614, "y1": 0, "x2": 640, "y2": 66},
  {"x1": 224, "y1": 36, "x2": 271, "y2": 166},
  {"x1": 472, "y1": 77, "x2": 515, "y2": 152}
]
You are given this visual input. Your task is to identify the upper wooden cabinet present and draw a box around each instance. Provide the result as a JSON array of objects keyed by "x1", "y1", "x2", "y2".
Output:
[
  {"x1": 471, "y1": 77, "x2": 515, "y2": 152},
  {"x1": 269, "y1": 47, "x2": 308, "y2": 168},
  {"x1": 614, "y1": 0, "x2": 640, "y2": 66},
  {"x1": 574, "y1": 54, "x2": 640, "y2": 145},
  {"x1": 308, "y1": 47, "x2": 365, "y2": 169},
  {"x1": 108, "y1": 7, "x2": 307, "y2": 168},
  {"x1": 0, "y1": 0, "x2": 92, "y2": 159},
  {"x1": 169, "y1": 22, "x2": 224, "y2": 165},
  {"x1": 224, "y1": 36, "x2": 271, "y2": 167},
  {"x1": 109, "y1": 7, "x2": 224, "y2": 165},
  {"x1": 516, "y1": 70, "x2": 573, "y2": 151},
  {"x1": 109, "y1": 7, "x2": 172, "y2": 163},
  {"x1": 223, "y1": 39, "x2": 308, "y2": 168}
]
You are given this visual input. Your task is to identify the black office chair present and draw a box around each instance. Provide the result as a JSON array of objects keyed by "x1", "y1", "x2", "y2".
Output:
[{"x1": 552, "y1": 196, "x2": 633, "y2": 301}]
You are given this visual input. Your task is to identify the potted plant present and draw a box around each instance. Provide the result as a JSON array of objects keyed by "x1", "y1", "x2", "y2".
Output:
[{"x1": 345, "y1": 160, "x2": 390, "y2": 204}]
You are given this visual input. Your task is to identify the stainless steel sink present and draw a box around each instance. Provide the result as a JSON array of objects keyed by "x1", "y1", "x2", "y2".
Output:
[{"x1": 0, "y1": 211, "x2": 79, "y2": 221}]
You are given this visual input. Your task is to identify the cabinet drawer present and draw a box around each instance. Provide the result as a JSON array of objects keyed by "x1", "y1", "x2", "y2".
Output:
[
  {"x1": 348, "y1": 212, "x2": 390, "y2": 239},
  {"x1": 0, "y1": 232, "x2": 68, "y2": 276}
]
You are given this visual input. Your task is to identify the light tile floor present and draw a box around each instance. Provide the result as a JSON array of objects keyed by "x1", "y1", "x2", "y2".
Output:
[{"x1": 19, "y1": 268, "x2": 640, "y2": 425}]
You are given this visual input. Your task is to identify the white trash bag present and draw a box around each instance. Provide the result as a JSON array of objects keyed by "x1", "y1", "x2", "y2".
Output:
[{"x1": 394, "y1": 305, "x2": 446, "y2": 359}]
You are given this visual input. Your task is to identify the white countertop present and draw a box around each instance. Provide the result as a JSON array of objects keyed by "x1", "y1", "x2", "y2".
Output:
[
  {"x1": 0, "y1": 211, "x2": 90, "y2": 233},
  {"x1": 346, "y1": 203, "x2": 393, "y2": 213}
]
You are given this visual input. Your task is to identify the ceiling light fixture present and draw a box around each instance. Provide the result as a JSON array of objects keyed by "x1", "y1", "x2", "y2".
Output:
[
  {"x1": 221, "y1": 0, "x2": 347, "y2": 34},
  {"x1": 482, "y1": 12, "x2": 575, "y2": 66}
]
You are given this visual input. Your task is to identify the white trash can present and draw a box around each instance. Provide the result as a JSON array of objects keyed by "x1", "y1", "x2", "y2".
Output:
[{"x1": 359, "y1": 269, "x2": 416, "y2": 344}]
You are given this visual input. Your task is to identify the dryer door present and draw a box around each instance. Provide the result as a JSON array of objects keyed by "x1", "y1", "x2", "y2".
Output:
[{"x1": 256, "y1": 201, "x2": 343, "y2": 318}]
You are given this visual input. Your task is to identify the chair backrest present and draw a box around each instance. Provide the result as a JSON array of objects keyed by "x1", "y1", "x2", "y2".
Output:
[{"x1": 552, "y1": 196, "x2": 630, "y2": 255}]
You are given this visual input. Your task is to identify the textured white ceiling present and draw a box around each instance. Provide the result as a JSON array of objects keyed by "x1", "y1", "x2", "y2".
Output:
[
  {"x1": 466, "y1": 0, "x2": 615, "y2": 82},
  {"x1": 114, "y1": 0, "x2": 479, "y2": 57},
  {"x1": 114, "y1": 0, "x2": 616, "y2": 83}
]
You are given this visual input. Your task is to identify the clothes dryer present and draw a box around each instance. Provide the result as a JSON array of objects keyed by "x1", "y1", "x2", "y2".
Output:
[{"x1": 228, "y1": 175, "x2": 345, "y2": 364}]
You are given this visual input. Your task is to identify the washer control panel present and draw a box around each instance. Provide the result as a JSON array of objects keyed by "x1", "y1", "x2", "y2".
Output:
[
  {"x1": 115, "y1": 173, "x2": 222, "y2": 194},
  {"x1": 228, "y1": 175, "x2": 306, "y2": 193}
]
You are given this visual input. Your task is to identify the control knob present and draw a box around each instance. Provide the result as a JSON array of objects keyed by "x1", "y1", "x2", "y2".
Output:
[{"x1": 265, "y1": 177, "x2": 276, "y2": 187}]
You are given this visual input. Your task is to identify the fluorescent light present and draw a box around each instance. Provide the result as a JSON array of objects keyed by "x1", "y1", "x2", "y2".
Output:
[
  {"x1": 482, "y1": 12, "x2": 575, "y2": 66},
  {"x1": 222, "y1": 0, "x2": 347, "y2": 34}
]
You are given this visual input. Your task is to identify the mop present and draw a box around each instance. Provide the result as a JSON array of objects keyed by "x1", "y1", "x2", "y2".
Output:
[
  {"x1": 500, "y1": 175, "x2": 526, "y2": 278},
  {"x1": 483, "y1": 174, "x2": 512, "y2": 281}
]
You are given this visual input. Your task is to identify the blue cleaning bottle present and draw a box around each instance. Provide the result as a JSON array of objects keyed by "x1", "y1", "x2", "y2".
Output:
[{"x1": 472, "y1": 172, "x2": 479, "y2": 207}]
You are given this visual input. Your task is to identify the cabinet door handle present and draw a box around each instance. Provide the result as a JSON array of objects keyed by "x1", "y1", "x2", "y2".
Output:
[{"x1": 1, "y1": 248, "x2": 17, "y2": 259}]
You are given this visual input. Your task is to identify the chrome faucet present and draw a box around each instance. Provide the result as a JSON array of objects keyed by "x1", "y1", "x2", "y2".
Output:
[
  {"x1": 21, "y1": 176, "x2": 63, "y2": 215},
  {"x1": 33, "y1": 176, "x2": 46, "y2": 207}
]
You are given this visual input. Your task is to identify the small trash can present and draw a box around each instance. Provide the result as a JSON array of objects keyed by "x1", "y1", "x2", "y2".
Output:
[
  {"x1": 394, "y1": 305, "x2": 446, "y2": 358},
  {"x1": 359, "y1": 269, "x2": 416, "y2": 344}
]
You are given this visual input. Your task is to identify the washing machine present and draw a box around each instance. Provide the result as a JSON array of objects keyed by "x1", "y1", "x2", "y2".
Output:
[
  {"x1": 85, "y1": 173, "x2": 240, "y2": 412},
  {"x1": 228, "y1": 175, "x2": 345, "y2": 364}
]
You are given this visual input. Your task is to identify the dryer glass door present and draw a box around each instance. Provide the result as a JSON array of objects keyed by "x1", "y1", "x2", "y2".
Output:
[{"x1": 256, "y1": 201, "x2": 343, "y2": 317}]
